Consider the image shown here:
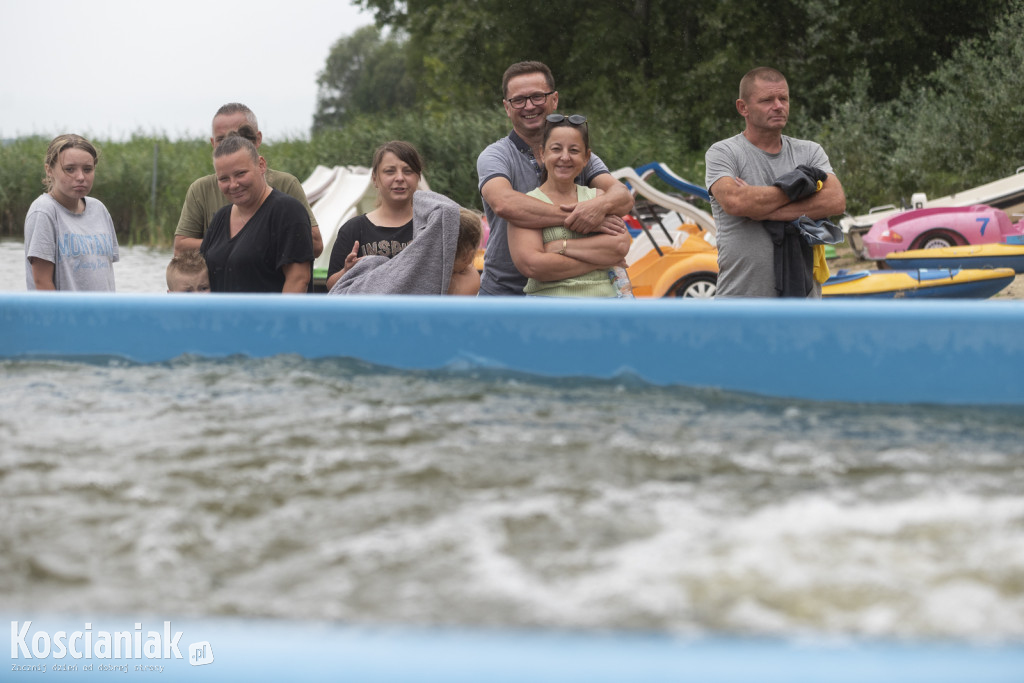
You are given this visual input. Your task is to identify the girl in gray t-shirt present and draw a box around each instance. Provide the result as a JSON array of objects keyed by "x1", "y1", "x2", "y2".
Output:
[{"x1": 24, "y1": 134, "x2": 119, "y2": 291}]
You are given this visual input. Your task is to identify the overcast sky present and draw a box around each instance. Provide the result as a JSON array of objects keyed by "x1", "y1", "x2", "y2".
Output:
[{"x1": 0, "y1": 0, "x2": 374, "y2": 142}]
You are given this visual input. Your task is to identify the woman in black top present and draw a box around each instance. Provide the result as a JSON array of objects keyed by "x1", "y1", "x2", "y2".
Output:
[
  {"x1": 201, "y1": 133, "x2": 313, "y2": 293},
  {"x1": 325, "y1": 141, "x2": 423, "y2": 290}
]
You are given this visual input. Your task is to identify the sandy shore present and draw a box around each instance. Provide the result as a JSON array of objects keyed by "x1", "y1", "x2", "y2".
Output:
[{"x1": 991, "y1": 274, "x2": 1024, "y2": 300}]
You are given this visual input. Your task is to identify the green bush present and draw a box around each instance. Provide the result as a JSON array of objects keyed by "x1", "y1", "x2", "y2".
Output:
[{"x1": 811, "y1": 3, "x2": 1024, "y2": 213}]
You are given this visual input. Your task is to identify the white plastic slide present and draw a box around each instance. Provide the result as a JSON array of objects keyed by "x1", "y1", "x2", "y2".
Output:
[
  {"x1": 623, "y1": 207, "x2": 687, "y2": 265},
  {"x1": 301, "y1": 165, "x2": 339, "y2": 203},
  {"x1": 611, "y1": 167, "x2": 717, "y2": 235}
]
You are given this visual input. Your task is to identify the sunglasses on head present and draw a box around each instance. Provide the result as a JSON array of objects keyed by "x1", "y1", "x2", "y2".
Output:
[{"x1": 546, "y1": 114, "x2": 587, "y2": 125}]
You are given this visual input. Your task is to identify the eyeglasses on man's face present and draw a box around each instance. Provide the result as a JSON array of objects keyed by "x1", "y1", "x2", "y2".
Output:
[{"x1": 505, "y1": 90, "x2": 555, "y2": 109}]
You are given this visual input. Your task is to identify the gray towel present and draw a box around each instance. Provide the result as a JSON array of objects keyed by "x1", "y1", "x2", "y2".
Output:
[
  {"x1": 329, "y1": 190, "x2": 459, "y2": 295},
  {"x1": 792, "y1": 215, "x2": 844, "y2": 246}
]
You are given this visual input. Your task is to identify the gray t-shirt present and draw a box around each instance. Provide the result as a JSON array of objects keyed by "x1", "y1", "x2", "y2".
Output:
[
  {"x1": 24, "y1": 194, "x2": 119, "y2": 291},
  {"x1": 705, "y1": 133, "x2": 831, "y2": 298},
  {"x1": 477, "y1": 130, "x2": 610, "y2": 296}
]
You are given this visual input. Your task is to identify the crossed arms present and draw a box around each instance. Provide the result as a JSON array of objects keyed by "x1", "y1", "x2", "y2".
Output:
[
  {"x1": 508, "y1": 205, "x2": 633, "y2": 282},
  {"x1": 487, "y1": 174, "x2": 634, "y2": 281},
  {"x1": 709, "y1": 173, "x2": 846, "y2": 222}
]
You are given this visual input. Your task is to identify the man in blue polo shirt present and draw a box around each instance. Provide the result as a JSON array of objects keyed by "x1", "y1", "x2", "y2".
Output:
[{"x1": 476, "y1": 61, "x2": 634, "y2": 296}]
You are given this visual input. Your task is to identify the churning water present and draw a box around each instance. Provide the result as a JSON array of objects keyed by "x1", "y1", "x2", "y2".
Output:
[
  {"x1": 1, "y1": 240, "x2": 1023, "y2": 642},
  {"x1": 1, "y1": 355, "x2": 1022, "y2": 642}
]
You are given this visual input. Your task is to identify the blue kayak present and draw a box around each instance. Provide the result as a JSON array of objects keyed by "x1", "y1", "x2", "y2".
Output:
[
  {"x1": 884, "y1": 242, "x2": 1024, "y2": 273},
  {"x1": 823, "y1": 267, "x2": 1016, "y2": 299}
]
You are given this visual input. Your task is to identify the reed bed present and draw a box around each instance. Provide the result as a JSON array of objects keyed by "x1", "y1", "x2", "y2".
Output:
[
  {"x1": 0, "y1": 108, "x2": 704, "y2": 246},
  {"x1": 7, "y1": 93, "x2": 1017, "y2": 247}
]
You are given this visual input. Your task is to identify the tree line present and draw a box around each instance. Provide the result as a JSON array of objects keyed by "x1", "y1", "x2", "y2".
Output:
[
  {"x1": 318, "y1": 0, "x2": 1024, "y2": 211},
  {"x1": 326, "y1": 0, "x2": 1002, "y2": 144}
]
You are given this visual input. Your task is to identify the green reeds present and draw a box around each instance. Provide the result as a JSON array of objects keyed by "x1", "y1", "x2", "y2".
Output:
[{"x1": 0, "y1": 109, "x2": 716, "y2": 245}]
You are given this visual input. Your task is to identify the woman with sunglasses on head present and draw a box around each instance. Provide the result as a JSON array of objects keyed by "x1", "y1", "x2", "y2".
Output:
[
  {"x1": 325, "y1": 141, "x2": 423, "y2": 291},
  {"x1": 507, "y1": 115, "x2": 632, "y2": 297}
]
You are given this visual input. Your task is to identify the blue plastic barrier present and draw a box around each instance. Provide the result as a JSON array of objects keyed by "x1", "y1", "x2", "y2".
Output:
[
  {"x1": 2, "y1": 293, "x2": 1023, "y2": 406},
  {"x1": 5, "y1": 615, "x2": 1023, "y2": 682}
]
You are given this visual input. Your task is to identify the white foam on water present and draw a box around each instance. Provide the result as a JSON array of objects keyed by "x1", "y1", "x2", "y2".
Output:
[{"x1": 1, "y1": 353, "x2": 1023, "y2": 641}]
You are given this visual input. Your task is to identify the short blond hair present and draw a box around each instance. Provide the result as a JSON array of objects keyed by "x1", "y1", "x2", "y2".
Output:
[
  {"x1": 166, "y1": 250, "x2": 207, "y2": 288},
  {"x1": 739, "y1": 67, "x2": 786, "y2": 101}
]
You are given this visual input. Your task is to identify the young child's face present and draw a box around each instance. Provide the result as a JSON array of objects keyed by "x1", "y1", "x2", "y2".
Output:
[{"x1": 167, "y1": 270, "x2": 211, "y2": 293}]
